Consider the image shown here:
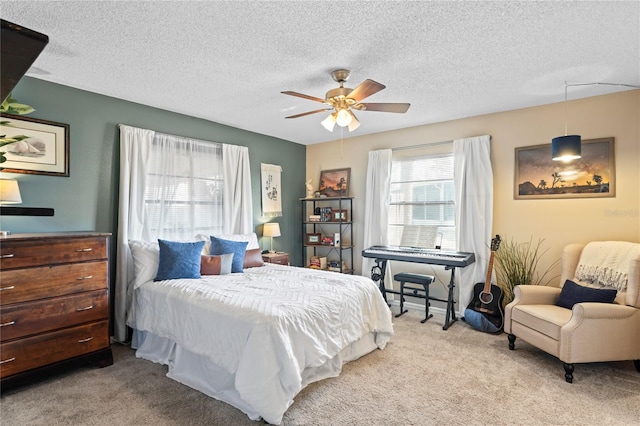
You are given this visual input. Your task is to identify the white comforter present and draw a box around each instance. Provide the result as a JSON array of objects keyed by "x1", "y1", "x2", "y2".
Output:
[{"x1": 134, "y1": 264, "x2": 394, "y2": 424}]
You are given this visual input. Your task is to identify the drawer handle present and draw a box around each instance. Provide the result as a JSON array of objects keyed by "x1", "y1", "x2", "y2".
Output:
[
  {"x1": 76, "y1": 248, "x2": 93, "y2": 252},
  {"x1": 0, "y1": 321, "x2": 16, "y2": 327},
  {"x1": 0, "y1": 357, "x2": 16, "y2": 365},
  {"x1": 0, "y1": 254, "x2": 15, "y2": 259},
  {"x1": 78, "y1": 337, "x2": 94, "y2": 343},
  {"x1": 76, "y1": 275, "x2": 93, "y2": 280},
  {"x1": 0, "y1": 286, "x2": 15, "y2": 291},
  {"x1": 76, "y1": 305, "x2": 94, "y2": 312}
]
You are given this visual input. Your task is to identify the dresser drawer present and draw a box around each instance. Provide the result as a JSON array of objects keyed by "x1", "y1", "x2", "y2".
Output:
[
  {"x1": 0, "y1": 261, "x2": 107, "y2": 306},
  {"x1": 0, "y1": 290, "x2": 108, "y2": 342},
  {"x1": 0, "y1": 236, "x2": 107, "y2": 270},
  {"x1": 0, "y1": 320, "x2": 110, "y2": 379}
]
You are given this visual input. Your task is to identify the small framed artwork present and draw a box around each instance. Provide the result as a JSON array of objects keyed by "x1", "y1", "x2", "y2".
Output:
[
  {"x1": 331, "y1": 209, "x2": 348, "y2": 222},
  {"x1": 319, "y1": 168, "x2": 350, "y2": 197},
  {"x1": 305, "y1": 233, "x2": 321, "y2": 245},
  {"x1": 514, "y1": 137, "x2": 615, "y2": 200},
  {"x1": 0, "y1": 114, "x2": 70, "y2": 176}
]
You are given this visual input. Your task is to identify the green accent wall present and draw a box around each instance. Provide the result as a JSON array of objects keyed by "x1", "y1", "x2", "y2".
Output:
[{"x1": 2, "y1": 77, "x2": 305, "y2": 265}]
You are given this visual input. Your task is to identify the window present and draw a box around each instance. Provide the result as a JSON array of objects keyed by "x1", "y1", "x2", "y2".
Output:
[
  {"x1": 144, "y1": 134, "x2": 224, "y2": 240},
  {"x1": 388, "y1": 153, "x2": 456, "y2": 250}
]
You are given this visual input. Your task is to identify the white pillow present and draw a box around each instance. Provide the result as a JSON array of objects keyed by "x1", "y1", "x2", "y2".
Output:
[
  {"x1": 195, "y1": 232, "x2": 260, "y2": 253},
  {"x1": 128, "y1": 240, "x2": 159, "y2": 289}
]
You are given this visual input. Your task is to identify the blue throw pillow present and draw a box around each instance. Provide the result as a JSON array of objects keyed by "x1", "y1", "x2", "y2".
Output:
[
  {"x1": 209, "y1": 236, "x2": 248, "y2": 273},
  {"x1": 155, "y1": 239, "x2": 205, "y2": 281},
  {"x1": 555, "y1": 279, "x2": 617, "y2": 309}
]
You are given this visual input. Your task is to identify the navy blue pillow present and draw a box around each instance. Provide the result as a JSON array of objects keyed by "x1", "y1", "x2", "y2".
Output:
[
  {"x1": 155, "y1": 239, "x2": 205, "y2": 281},
  {"x1": 555, "y1": 279, "x2": 617, "y2": 309},
  {"x1": 209, "y1": 236, "x2": 248, "y2": 273}
]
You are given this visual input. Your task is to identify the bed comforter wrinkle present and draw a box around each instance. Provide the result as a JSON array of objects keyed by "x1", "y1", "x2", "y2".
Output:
[{"x1": 134, "y1": 264, "x2": 393, "y2": 424}]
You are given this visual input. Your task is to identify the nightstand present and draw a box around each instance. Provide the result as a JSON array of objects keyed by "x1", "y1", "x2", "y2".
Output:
[{"x1": 262, "y1": 252, "x2": 289, "y2": 266}]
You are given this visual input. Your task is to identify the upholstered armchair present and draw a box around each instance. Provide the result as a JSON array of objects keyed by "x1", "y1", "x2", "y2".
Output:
[{"x1": 504, "y1": 241, "x2": 640, "y2": 383}]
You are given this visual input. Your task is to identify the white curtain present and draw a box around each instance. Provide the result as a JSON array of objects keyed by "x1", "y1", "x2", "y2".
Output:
[
  {"x1": 223, "y1": 144, "x2": 253, "y2": 234},
  {"x1": 115, "y1": 125, "x2": 155, "y2": 342},
  {"x1": 114, "y1": 125, "x2": 252, "y2": 342},
  {"x1": 362, "y1": 149, "x2": 392, "y2": 283},
  {"x1": 454, "y1": 135, "x2": 493, "y2": 316}
]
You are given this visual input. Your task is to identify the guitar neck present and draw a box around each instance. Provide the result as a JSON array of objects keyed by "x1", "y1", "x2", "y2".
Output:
[{"x1": 483, "y1": 251, "x2": 495, "y2": 293}]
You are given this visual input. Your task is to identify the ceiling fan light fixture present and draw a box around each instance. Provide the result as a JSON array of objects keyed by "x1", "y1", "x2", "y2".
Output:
[
  {"x1": 347, "y1": 112, "x2": 360, "y2": 132},
  {"x1": 336, "y1": 108, "x2": 352, "y2": 127},
  {"x1": 321, "y1": 113, "x2": 337, "y2": 132}
]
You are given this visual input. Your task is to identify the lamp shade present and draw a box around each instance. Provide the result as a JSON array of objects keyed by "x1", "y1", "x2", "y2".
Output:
[
  {"x1": 263, "y1": 222, "x2": 281, "y2": 238},
  {"x1": 335, "y1": 108, "x2": 352, "y2": 127},
  {"x1": 0, "y1": 179, "x2": 22, "y2": 204},
  {"x1": 552, "y1": 135, "x2": 581, "y2": 161},
  {"x1": 321, "y1": 113, "x2": 337, "y2": 132}
]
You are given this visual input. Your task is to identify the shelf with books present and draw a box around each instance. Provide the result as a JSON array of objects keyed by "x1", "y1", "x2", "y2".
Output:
[{"x1": 300, "y1": 196, "x2": 353, "y2": 274}]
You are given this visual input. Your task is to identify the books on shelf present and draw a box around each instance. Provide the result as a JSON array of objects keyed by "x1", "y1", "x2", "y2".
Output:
[{"x1": 313, "y1": 207, "x2": 333, "y2": 222}]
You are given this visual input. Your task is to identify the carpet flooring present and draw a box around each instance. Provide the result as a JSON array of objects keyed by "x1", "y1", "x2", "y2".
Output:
[{"x1": 1, "y1": 311, "x2": 638, "y2": 425}]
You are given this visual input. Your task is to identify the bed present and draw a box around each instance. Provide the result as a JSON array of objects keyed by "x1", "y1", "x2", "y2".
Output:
[{"x1": 127, "y1": 235, "x2": 394, "y2": 425}]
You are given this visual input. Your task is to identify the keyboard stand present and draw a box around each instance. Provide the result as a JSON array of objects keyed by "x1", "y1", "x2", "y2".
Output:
[{"x1": 370, "y1": 258, "x2": 458, "y2": 330}]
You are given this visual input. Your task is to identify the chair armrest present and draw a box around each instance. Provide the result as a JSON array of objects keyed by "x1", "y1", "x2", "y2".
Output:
[
  {"x1": 560, "y1": 303, "x2": 640, "y2": 363},
  {"x1": 508, "y1": 285, "x2": 561, "y2": 307}
]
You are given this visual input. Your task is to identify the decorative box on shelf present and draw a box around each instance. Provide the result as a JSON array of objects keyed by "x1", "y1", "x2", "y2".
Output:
[
  {"x1": 328, "y1": 260, "x2": 346, "y2": 272},
  {"x1": 309, "y1": 256, "x2": 327, "y2": 270}
]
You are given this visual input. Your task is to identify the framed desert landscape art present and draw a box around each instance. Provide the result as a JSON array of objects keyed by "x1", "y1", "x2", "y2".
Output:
[
  {"x1": 514, "y1": 137, "x2": 614, "y2": 199},
  {"x1": 319, "y1": 168, "x2": 350, "y2": 197},
  {"x1": 0, "y1": 114, "x2": 70, "y2": 176}
]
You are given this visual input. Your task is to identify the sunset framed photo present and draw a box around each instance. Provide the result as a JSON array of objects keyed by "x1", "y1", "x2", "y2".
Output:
[
  {"x1": 319, "y1": 168, "x2": 350, "y2": 197},
  {"x1": 514, "y1": 137, "x2": 614, "y2": 200}
]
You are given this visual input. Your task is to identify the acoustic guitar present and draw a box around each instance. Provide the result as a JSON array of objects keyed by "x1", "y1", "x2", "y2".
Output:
[{"x1": 465, "y1": 235, "x2": 504, "y2": 332}]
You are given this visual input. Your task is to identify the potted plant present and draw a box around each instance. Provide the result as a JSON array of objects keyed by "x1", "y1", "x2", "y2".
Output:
[{"x1": 494, "y1": 236, "x2": 559, "y2": 307}]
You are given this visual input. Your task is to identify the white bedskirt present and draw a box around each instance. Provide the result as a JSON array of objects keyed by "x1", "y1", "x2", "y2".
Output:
[{"x1": 133, "y1": 329, "x2": 382, "y2": 422}]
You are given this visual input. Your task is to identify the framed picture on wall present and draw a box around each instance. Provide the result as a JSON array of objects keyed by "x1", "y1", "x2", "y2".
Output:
[
  {"x1": 319, "y1": 168, "x2": 350, "y2": 197},
  {"x1": 514, "y1": 137, "x2": 614, "y2": 199},
  {"x1": 0, "y1": 114, "x2": 70, "y2": 176}
]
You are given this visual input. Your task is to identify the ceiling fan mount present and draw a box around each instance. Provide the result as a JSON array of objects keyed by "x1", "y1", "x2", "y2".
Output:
[
  {"x1": 281, "y1": 69, "x2": 410, "y2": 132},
  {"x1": 330, "y1": 69, "x2": 351, "y2": 84}
]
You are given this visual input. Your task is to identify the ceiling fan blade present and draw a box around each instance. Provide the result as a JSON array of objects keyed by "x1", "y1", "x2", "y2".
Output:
[
  {"x1": 281, "y1": 91, "x2": 326, "y2": 103},
  {"x1": 359, "y1": 103, "x2": 411, "y2": 113},
  {"x1": 347, "y1": 79, "x2": 386, "y2": 102},
  {"x1": 285, "y1": 108, "x2": 331, "y2": 119}
]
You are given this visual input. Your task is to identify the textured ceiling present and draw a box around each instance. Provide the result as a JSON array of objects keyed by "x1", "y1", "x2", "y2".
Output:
[{"x1": 2, "y1": 1, "x2": 639, "y2": 145}]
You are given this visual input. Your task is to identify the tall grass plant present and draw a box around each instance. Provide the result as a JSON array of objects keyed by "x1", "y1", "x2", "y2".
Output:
[{"x1": 494, "y1": 236, "x2": 559, "y2": 306}]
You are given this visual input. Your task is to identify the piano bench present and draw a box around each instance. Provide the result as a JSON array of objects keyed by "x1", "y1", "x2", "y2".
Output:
[{"x1": 393, "y1": 273, "x2": 434, "y2": 324}]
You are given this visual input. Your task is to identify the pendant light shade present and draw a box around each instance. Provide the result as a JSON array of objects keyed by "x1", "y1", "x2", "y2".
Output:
[
  {"x1": 551, "y1": 81, "x2": 639, "y2": 161},
  {"x1": 552, "y1": 135, "x2": 581, "y2": 161}
]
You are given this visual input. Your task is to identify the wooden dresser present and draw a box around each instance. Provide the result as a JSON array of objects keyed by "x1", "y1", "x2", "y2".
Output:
[{"x1": 0, "y1": 232, "x2": 113, "y2": 389}]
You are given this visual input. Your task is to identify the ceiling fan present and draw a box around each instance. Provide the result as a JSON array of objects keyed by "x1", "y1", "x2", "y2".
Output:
[{"x1": 281, "y1": 69, "x2": 410, "y2": 132}]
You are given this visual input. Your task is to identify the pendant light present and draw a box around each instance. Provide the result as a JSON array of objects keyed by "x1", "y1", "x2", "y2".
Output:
[
  {"x1": 552, "y1": 82, "x2": 581, "y2": 162},
  {"x1": 552, "y1": 81, "x2": 639, "y2": 161}
]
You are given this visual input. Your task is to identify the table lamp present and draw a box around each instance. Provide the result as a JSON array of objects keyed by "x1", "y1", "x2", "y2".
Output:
[{"x1": 263, "y1": 223, "x2": 281, "y2": 253}]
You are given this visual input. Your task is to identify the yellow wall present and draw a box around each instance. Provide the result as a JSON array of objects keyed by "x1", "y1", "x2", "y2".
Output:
[{"x1": 306, "y1": 90, "x2": 639, "y2": 294}]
